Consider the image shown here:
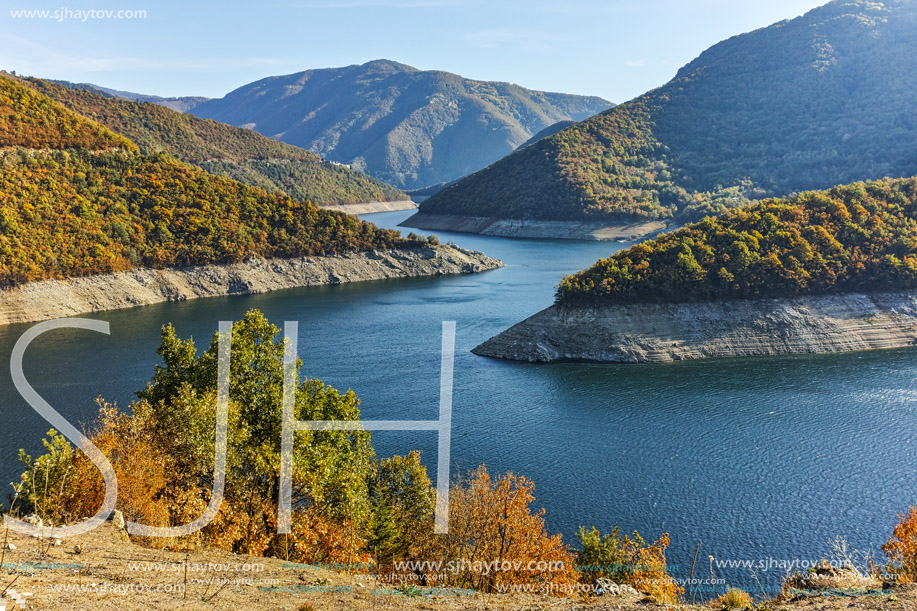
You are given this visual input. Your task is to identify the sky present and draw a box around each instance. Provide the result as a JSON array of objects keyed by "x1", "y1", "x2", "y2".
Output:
[{"x1": 0, "y1": 0, "x2": 829, "y2": 103}]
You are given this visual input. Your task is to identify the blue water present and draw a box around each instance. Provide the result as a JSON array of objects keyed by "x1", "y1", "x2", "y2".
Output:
[{"x1": 1, "y1": 208, "x2": 915, "y2": 595}]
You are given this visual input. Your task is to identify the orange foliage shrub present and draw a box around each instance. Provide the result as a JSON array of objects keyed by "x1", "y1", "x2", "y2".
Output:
[
  {"x1": 429, "y1": 465, "x2": 580, "y2": 594},
  {"x1": 56, "y1": 401, "x2": 180, "y2": 547},
  {"x1": 624, "y1": 532, "x2": 683, "y2": 604},
  {"x1": 883, "y1": 506, "x2": 917, "y2": 582},
  {"x1": 714, "y1": 586, "x2": 754, "y2": 609}
]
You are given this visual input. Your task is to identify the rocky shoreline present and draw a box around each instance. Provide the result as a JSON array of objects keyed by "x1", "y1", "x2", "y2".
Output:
[
  {"x1": 400, "y1": 212, "x2": 667, "y2": 241},
  {"x1": 320, "y1": 199, "x2": 417, "y2": 214},
  {"x1": 473, "y1": 292, "x2": 917, "y2": 363},
  {"x1": 0, "y1": 245, "x2": 501, "y2": 325}
]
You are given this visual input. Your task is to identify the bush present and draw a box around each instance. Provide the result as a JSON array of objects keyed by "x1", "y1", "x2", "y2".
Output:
[
  {"x1": 368, "y1": 451, "x2": 435, "y2": 562},
  {"x1": 883, "y1": 506, "x2": 917, "y2": 583},
  {"x1": 425, "y1": 465, "x2": 580, "y2": 593},
  {"x1": 576, "y1": 526, "x2": 682, "y2": 604},
  {"x1": 713, "y1": 586, "x2": 754, "y2": 609}
]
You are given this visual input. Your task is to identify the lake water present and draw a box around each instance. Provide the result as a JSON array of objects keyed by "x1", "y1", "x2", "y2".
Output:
[{"x1": 1, "y1": 208, "x2": 915, "y2": 596}]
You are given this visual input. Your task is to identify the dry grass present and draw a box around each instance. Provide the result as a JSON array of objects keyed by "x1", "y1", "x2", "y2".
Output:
[{"x1": 712, "y1": 586, "x2": 753, "y2": 609}]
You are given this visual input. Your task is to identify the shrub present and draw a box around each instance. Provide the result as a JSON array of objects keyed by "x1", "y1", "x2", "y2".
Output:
[
  {"x1": 368, "y1": 451, "x2": 435, "y2": 563},
  {"x1": 575, "y1": 526, "x2": 682, "y2": 604},
  {"x1": 883, "y1": 506, "x2": 917, "y2": 583},
  {"x1": 426, "y1": 465, "x2": 580, "y2": 593},
  {"x1": 713, "y1": 586, "x2": 754, "y2": 609}
]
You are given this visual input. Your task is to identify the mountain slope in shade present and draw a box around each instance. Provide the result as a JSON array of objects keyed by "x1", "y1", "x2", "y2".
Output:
[
  {"x1": 189, "y1": 60, "x2": 613, "y2": 189},
  {"x1": 28, "y1": 78, "x2": 407, "y2": 207},
  {"x1": 60, "y1": 81, "x2": 210, "y2": 112},
  {"x1": 417, "y1": 0, "x2": 917, "y2": 227}
]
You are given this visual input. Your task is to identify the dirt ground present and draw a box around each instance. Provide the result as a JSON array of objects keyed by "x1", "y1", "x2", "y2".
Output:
[{"x1": 0, "y1": 523, "x2": 913, "y2": 610}]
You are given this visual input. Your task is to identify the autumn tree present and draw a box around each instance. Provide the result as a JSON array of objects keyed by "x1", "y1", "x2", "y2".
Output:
[{"x1": 427, "y1": 465, "x2": 579, "y2": 593}]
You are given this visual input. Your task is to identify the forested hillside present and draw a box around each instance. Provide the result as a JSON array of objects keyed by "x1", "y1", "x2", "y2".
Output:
[
  {"x1": 190, "y1": 59, "x2": 612, "y2": 189},
  {"x1": 0, "y1": 72, "x2": 135, "y2": 151},
  {"x1": 26, "y1": 78, "x2": 406, "y2": 206},
  {"x1": 0, "y1": 73, "x2": 424, "y2": 287},
  {"x1": 421, "y1": 0, "x2": 917, "y2": 224},
  {"x1": 557, "y1": 178, "x2": 917, "y2": 304}
]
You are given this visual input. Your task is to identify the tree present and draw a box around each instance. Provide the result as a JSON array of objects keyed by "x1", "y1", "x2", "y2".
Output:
[
  {"x1": 428, "y1": 465, "x2": 579, "y2": 593},
  {"x1": 368, "y1": 451, "x2": 435, "y2": 562}
]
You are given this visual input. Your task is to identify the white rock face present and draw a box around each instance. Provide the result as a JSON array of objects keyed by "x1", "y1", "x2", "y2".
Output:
[
  {"x1": 401, "y1": 213, "x2": 667, "y2": 241},
  {"x1": 0, "y1": 246, "x2": 502, "y2": 325},
  {"x1": 473, "y1": 292, "x2": 917, "y2": 363}
]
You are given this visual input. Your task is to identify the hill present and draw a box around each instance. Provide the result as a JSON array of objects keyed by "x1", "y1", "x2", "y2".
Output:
[
  {"x1": 415, "y1": 0, "x2": 917, "y2": 233},
  {"x1": 26, "y1": 78, "x2": 407, "y2": 207},
  {"x1": 0, "y1": 72, "x2": 434, "y2": 287},
  {"x1": 557, "y1": 178, "x2": 917, "y2": 305},
  {"x1": 189, "y1": 59, "x2": 613, "y2": 189},
  {"x1": 59, "y1": 80, "x2": 210, "y2": 112},
  {"x1": 0, "y1": 72, "x2": 135, "y2": 151},
  {"x1": 474, "y1": 177, "x2": 917, "y2": 363}
]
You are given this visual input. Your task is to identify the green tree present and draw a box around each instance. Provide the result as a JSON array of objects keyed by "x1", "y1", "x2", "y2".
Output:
[
  {"x1": 368, "y1": 451, "x2": 436, "y2": 560},
  {"x1": 132, "y1": 309, "x2": 375, "y2": 551}
]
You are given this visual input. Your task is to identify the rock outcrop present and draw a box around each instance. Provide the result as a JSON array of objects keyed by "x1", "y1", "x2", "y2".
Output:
[
  {"x1": 400, "y1": 213, "x2": 666, "y2": 241},
  {"x1": 0, "y1": 246, "x2": 501, "y2": 325},
  {"x1": 473, "y1": 292, "x2": 917, "y2": 363},
  {"x1": 319, "y1": 200, "x2": 416, "y2": 214}
]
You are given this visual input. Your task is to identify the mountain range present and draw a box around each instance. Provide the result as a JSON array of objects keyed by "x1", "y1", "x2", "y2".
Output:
[
  {"x1": 411, "y1": 0, "x2": 917, "y2": 235},
  {"x1": 188, "y1": 60, "x2": 613, "y2": 189}
]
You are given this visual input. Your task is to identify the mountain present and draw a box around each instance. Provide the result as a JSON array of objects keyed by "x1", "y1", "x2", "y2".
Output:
[
  {"x1": 27, "y1": 78, "x2": 407, "y2": 207},
  {"x1": 60, "y1": 81, "x2": 210, "y2": 112},
  {"x1": 413, "y1": 0, "x2": 917, "y2": 236},
  {"x1": 0, "y1": 72, "x2": 426, "y2": 287},
  {"x1": 189, "y1": 60, "x2": 613, "y2": 189}
]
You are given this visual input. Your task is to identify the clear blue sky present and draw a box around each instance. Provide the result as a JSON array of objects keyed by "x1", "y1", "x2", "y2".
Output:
[{"x1": 1, "y1": 0, "x2": 828, "y2": 102}]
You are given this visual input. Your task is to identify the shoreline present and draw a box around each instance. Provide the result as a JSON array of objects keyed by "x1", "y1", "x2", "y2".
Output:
[
  {"x1": 399, "y1": 212, "x2": 667, "y2": 241},
  {"x1": 0, "y1": 245, "x2": 501, "y2": 325},
  {"x1": 473, "y1": 292, "x2": 917, "y2": 363},
  {"x1": 319, "y1": 199, "x2": 417, "y2": 214}
]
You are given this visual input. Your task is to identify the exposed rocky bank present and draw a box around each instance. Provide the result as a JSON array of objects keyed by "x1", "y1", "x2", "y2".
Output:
[
  {"x1": 319, "y1": 199, "x2": 417, "y2": 214},
  {"x1": 0, "y1": 245, "x2": 501, "y2": 325},
  {"x1": 473, "y1": 292, "x2": 917, "y2": 363},
  {"x1": 400, "y1": 213, "x2": 666, "y2": 241}
]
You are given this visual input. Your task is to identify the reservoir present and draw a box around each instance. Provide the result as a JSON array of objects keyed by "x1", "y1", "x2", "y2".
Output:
[{"x1": 1, "y1": 208, "x2": 914, "y2": 594}]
